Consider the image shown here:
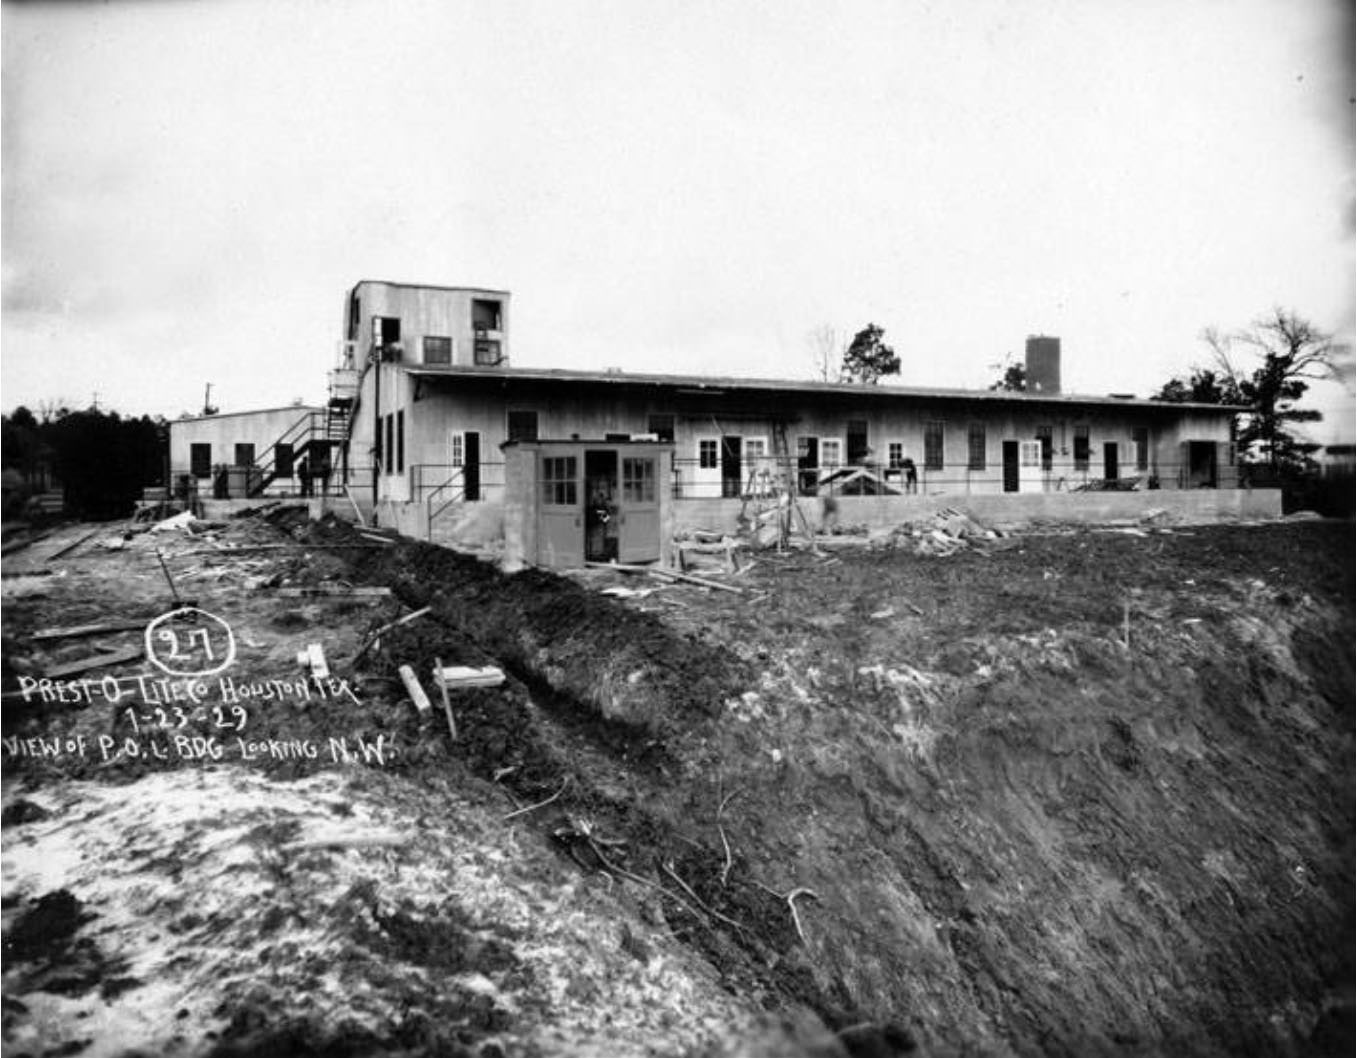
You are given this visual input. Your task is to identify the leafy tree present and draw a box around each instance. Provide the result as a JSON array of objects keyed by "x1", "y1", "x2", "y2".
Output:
[
  {"x1": 988, "y1": 354, "x2": 1027, "y2": 392},
  {"x1": 1153, "y1": 368, "x2": 1243, "y2": 406},
  {"x1": 840, "y1": 324, "x2": 900, "y2": 385}
]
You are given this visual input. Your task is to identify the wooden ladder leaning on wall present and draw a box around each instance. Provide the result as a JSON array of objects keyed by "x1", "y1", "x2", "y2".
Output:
[{"x1": 736, "y1": 421, "x2": 816, "y2": 550}]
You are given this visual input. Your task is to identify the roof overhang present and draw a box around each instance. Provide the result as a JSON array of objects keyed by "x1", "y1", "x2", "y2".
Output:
[{"x1": 405, "y1": 365, "x2": 1242, "y2": 414}]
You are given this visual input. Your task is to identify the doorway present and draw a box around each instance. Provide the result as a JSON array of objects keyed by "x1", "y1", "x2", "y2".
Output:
[
  {"x1": 720, "y1": 435, "x2": 743, "y2": 498},
  {"x1": 797, "y1": 436, "x2": 820, "y2": 496},
  {"x1": 1103, "y1": 442, "x2": 1119, "y2": 482},
  {"x1": 1187, "y1": 441, "x2": 1218, "y2": 487},
  {"x1": 584, "y1": 450, "x2": 619, "y2": 562},
  {"x1": 1002, "y1": 441, "x2": 1020, "y2": 492},
  {"x1": 464, "y1": 432, "x2": 481, "y2": 501}
]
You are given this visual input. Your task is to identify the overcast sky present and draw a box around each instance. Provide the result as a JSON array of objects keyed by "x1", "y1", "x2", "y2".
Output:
[{"x1": 3, "y1": 0, "x2": 1354, "y2": 439}]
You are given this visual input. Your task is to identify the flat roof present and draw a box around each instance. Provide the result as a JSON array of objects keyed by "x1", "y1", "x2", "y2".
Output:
[
  {"x1": 350, "y1": 279, "x2": 511, "y2": 297},
  {"x1": 406, "y1": 364, "x2": 1242, "y2": 413},
  {"x1": 174, "y1": 405, "x2": 322, "y2": 424}
]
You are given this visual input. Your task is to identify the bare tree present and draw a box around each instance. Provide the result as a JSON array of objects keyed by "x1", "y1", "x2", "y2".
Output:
[
  {"x1": 36, "y1": 397, "x2": 71, "y2": 424},
  {"x1": 1196, "y1": 309, "x2": 1346, "y2": 473},
  {"x1": 807, "y1": 325, "x2": 843, "y2": 382}
]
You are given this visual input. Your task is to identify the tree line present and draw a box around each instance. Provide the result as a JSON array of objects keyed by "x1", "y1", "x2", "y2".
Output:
[{"x1": 2, "y1": 405, "x2": 167, "y2": 520}]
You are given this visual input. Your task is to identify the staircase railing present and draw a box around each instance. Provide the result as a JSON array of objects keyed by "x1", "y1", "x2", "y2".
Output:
[
  {"x1": 424, "y1": 468, "x2": 465, "y2": 539},
  {"x1": 246, "y1": 411, "x2": 327, "y2": 497}
]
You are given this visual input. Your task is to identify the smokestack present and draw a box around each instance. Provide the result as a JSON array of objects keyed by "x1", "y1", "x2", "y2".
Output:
[{"x1": 1025, "y1": 336, "x2": 1061, "y2": 394}]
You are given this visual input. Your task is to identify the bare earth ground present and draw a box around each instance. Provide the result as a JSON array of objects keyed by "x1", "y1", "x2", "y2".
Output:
[{"x1": 1, "y1": 510, "x2": 1352, "y2": 1058}]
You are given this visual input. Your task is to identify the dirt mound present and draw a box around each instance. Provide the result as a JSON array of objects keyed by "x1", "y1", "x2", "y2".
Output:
[
  {"x1": 311, "y1": 515, "x2": 751, "y2": 742},
  {"x1": 4, "y1": 512, "x2": 1352, "y2": 1056}
]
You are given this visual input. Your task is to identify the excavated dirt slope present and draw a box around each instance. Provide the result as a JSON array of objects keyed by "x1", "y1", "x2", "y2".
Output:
[{"x1": 2, "y1": 511, "x2": 1352, "y2": 1057}]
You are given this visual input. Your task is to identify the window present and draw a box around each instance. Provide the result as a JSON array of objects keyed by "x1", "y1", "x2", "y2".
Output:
[
  {"x1": 647, "y1": 414, "x2": 675, "y2": 442},
  {"x1": 541, "y1": 456, "x2": 577, "y2": 506},
  {"x1": 924, "y1": 421, "x2": 944, "y2": 470},
  {"x1": 450, "y1": 434, "x2": 464, "y2": 466},
  {"x1": 473, "y1": 300, "x2": 504, "y2": 365},
  {"x1": 190, "y1": 443, "x2": 212, "y2": 479},
  {"x1": 698, "y1": 439, "x2": 719, "y2": 469},
  {"x1": 508, "y1": 410, "x2": 538, "y2": 442},
  {"x1": 1133, "y1": 427, "x2": 1149, "y2": 471},
  {"x1": 1074, "y1": 426, "x2": 1090, "y2": 471},
  {"x1": 373, "y1": 316, "x2": 401, "y2": 350},
  {"x1": 1020, "y1": 441, "x2": 1042, "y2": 468},
  {"x1": 887, "y1": 442, "x2": 904, "y2": 469},
  {"x1": 472, "y1": 299, "x2": 502, "y2": 332},
  {"x1": 967, "y1": 423, "x2": 985, "y2": 470},
  {"x1": 275, "y1": 442, "x2": 294, "y2": 478},
  {"x1": 743, "y1": 438, "x2": 768, "y2": 460},
  {"x1": 234, "y1": 443, "x2": 255, "y2": 467},
  {"x1": 821, "y1": 438, "x2": 844, "y2": 471},
  {"x1": 623, "y1": 458, "x2": 656, "y2": 503},
  {"x1": 396, "y1": 410, "x2": 405, "y2": 474},
  {"x1": 1035, "y1": 425, "x2": 1053, "y2": 471},
  {"x1": 385, "y1": 415, "x2": 394, "y2": 475},
  {"x1": 423, "y1": 336, "x2": 452, "y2": 365},
  {"x1": 474, "y1": 339, "x2": 503, "y2": 365}
]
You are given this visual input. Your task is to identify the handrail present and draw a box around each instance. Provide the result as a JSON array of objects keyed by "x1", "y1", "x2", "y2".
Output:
[
  {"x1": 425, "y1": 468, "x2": 465, "y2": 537},
  {"x1": 245, "y1": 411, "x2": 330, "y2": 496}
]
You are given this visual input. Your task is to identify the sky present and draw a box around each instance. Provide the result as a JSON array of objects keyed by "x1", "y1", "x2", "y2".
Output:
[{"x1": 3, "y1": 0, "x2": 1354, "y2": 441}]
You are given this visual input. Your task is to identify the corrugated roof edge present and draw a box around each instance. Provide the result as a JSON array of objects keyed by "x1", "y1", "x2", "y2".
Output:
[{"x1": 405, "y1": 364, "x2": 1244, "y2": 412}]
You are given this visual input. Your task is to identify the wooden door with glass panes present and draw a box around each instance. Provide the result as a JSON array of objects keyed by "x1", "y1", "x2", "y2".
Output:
[{"x1": 618, "y1": 454, "x2": 660, "y2": 563}]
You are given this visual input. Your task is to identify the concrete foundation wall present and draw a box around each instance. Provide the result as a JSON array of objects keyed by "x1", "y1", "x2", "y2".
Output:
[
  {"x1": 675, "y1": 489, "x2": 1283, "y2": 534},
  {"x1": 198, "y1": 497, "x2": 333, "y2": 521}
]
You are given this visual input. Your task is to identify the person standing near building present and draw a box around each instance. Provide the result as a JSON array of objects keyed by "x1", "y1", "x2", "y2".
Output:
[{"x1": 902, "y1": 456, "x2": 918, "y2": 494}]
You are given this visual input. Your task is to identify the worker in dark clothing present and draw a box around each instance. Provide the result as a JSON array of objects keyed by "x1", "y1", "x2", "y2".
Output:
[{"x1": 902, "y1": 456, "x2": 918, "y2": 494}]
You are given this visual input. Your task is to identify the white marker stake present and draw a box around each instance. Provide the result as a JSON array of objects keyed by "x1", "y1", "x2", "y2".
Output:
[{"x1": 398, "y1": 664, "x2": 432, "y2": 715}]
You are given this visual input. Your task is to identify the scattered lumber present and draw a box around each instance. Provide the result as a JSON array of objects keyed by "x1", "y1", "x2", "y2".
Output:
[
  {"x1": 434, "y1": 655, "x2": 457, "y2": 743},
  {"x1": 343, "y1": 486, "x2": 367, "y2": 528},
  {"x1": 46, "y1": 530, "x2": 103, "y2": 562},
  {"x1": 358, "y1": 532, "x2": 395, "y2": 545},
  {"x1": 398, "y1": 664, "x2": 432, "y2": 714},
  {"x1": 46, "y1": 646, "x2": 145, "y2": 679},
  {"x1": 32, "y1": 619, "x2": 149, "y2": 642},
  {"x1": 814, "y1": 536, "x2": 872, "y2": 549},
  {"x1": 353, "y1": 606, "x2": 432, "y2": 661},
  {"x1": 1, "y1": 570, "x2": 57, "y2": 579},
  {"x1": 175, "y1": 543, "x2": 391, "y2": 556},
  {"x1": 1, "y1": 530, "x2": 56, "y2": 557},
  {"x1": 585, "y1": 560, "x2": 744, "y2": 595},
  {"x1": 431, "y1": 664, "x2": 505, "y2": 689}
]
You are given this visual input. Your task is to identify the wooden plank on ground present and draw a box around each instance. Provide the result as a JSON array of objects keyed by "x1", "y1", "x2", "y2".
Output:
[
  {"x1": 271, "y1": 585, "x2": 392, "y2": 598},
  {"x1": 432, "y1": 665, "x2": 506, "y2": 689},
  {"x1": 398, "y1": 664, "x2": 432, "y2": 714},
  {"x1": 33, "y1": 620, "x2": 149, "y2": 642},
  {"x1": 46, "y1": 530, "x2": 104, "y2": 562},
  {"x1": 46, "y1": 646, "x2": 145, "y2": 679},
  {"x1": 585, "y1": 560, "x2": 744, "y2": 595}
]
